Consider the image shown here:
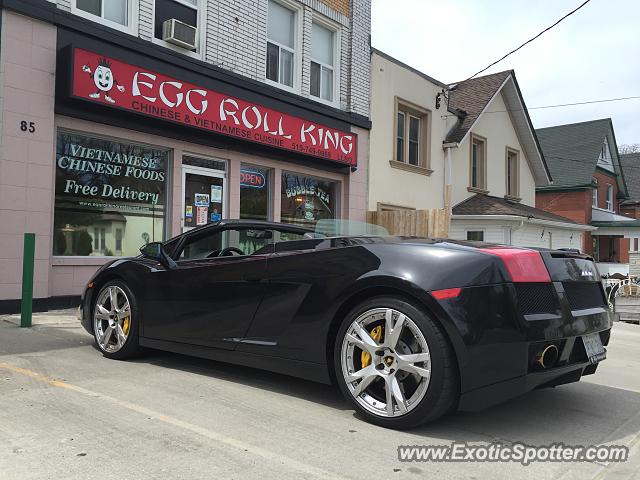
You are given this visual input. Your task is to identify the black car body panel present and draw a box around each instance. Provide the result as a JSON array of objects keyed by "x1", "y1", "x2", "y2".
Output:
[{"x1": 80, "y1": 220, "x2": 613, "y2": 411}]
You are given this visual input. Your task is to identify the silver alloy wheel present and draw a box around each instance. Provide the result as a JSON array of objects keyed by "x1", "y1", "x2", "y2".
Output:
[
  {"x1": 93, "y1": 285, "x2": 132, "y2": 353},
  {"x1": 340, "y1": 308, "x2": 431, "y2": 418}
]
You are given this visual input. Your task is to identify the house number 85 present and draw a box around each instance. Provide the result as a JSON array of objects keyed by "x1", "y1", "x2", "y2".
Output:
[{"x1": 20, "y1": 121, "x2": 35, "y2": 133}]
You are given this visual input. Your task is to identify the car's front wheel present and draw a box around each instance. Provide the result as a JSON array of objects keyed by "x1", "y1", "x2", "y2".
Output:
[
  {"x1": 93, "y1": 280, "x2": 141, "y2": 359},
  {"x1": 334, "y1": 296, "x2": 458, "y2": 429}
]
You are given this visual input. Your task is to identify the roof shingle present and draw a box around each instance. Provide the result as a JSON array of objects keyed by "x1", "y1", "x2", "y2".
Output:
[
  {"x1": 535, "y1": 119, "x2": 613, "y2": 188},
  {"x1": 620, "y1": 153, "x2": 640, "y2": 203},
  {"x1": 452, "y1": 194, "x2": 581, "y2": 224},
  {"x1": 445, "y1": 71, "x2": 513, "y2": 144}
]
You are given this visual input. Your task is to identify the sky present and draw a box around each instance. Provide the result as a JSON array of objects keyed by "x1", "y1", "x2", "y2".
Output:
[{"x1": 371, "y1": 0, "x2": 640, "y2": 146}]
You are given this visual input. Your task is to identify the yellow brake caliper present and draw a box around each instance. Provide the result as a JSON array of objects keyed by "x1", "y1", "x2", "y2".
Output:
[
  {"x1": 122, "y1": 316, "x2": 130, "y2": 335},
  {"x1": 361, "y1": 325, "x2": 382, "y2": 367}
]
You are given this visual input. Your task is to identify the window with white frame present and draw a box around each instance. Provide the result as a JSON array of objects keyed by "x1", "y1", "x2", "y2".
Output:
[
  {"x1": 154, "y1": 0, "x2": 199, "y2": 52},
  {"x1": 310, "y1": 22, "x2": 336, "y2": 102},
  {"x1": 266, "y1": 0, "x2": 296, "y2": 88},
  {"x1": 592, "y1": 188, "x2": 598, "y2": 208},
  {"x1": 396, "y1": 111, "x2": 423, "y2": 165},
  {"x1": 606, "y1": 184, "x2": 614, "y2": 211},
  {"x1": 75, "y1": 0, "x2": 129, "y2": 27}
]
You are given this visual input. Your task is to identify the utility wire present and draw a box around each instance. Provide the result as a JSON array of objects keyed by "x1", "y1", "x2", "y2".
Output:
[
  {"x1": 457, "y1": 0, "x2": 592, "y2": 84},
  {"x1": 529, "y1": 95, "x2": 640, "y2": 111},
  {"x1": 440, "y1": 95, "x2": 640, "y2": 118}
]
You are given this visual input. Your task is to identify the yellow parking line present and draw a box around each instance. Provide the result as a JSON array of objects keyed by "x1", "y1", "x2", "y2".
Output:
[{"x1": 0, "y1": 361, "x2": 346, "y2": 480}]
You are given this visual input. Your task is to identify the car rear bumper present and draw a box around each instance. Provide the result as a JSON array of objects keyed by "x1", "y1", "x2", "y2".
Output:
[
  {"x1": 458, "y1": 358, "x2": 600, "y2": 411},
  {"x1": 432, "y1": 282, "x2": 613, "y2": 405}
]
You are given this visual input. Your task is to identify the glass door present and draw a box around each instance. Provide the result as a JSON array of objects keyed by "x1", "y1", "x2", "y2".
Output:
[{"x1": 182, "y1": 163, "x2": 226, "y2": 232}]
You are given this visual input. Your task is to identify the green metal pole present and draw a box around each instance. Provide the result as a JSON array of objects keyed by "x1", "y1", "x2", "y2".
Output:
[{"x1": 20, "y1": 233, "x2": 35, "y2": 328}]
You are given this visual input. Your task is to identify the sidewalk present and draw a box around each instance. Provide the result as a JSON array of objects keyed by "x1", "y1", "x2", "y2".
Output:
[{"x1": 0, "y1": 308, "x2": 79, "y2": 326}]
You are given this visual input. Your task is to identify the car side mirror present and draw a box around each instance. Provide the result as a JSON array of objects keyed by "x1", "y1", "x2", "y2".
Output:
[{"x1": 140, "y1": 242, "x2": 177, "y2": 270}]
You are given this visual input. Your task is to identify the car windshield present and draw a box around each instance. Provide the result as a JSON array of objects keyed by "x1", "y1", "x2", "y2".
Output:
[{"x1": 313, "y1": 219, "x2": 389, "y2": 237}]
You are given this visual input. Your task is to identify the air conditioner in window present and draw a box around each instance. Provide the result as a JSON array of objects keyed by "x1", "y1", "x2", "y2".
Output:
[{"x1": 162, "y1": 19, "x2": 197, "y2": 50}]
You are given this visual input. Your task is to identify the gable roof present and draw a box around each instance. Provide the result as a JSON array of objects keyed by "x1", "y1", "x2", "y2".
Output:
[
  {"x1": 536, "y1": 119, "x2": 609, "y2": 187},
  {"x1": 620, "y1": 153, "x2": 640, "y2": 204},
  {"x1": 452, "y1": 194, "x2": 581, "y2": 225},
  {"x1": 445, "y1": 71, "x2": 551, "y2": 186},
  {"x1": 446, "y1": 71, "x2": 512, "y2": 143}
]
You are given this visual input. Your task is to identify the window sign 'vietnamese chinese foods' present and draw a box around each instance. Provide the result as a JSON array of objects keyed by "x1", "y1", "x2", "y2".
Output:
[{"x1": 53, "y1": 131, "x2": 169, "y2": 257}]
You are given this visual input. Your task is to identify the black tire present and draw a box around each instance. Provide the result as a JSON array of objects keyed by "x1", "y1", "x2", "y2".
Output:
[
  {"x1": 333, "y1": 296, "x2": 459, "y2": 429},
  {"x1": 92, "y1": 280, "x2": 142, "y2": 360}
]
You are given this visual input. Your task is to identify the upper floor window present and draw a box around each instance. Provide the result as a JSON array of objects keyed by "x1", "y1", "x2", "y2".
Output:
[
  {"x1": 592, "y1": 187, "x2": 598, "y2": 208},
  {"x1": 606, "y1": 184, "x2": 614, "y2": 211},
  {"x1": 505, "y1": 147, "x2": 519, "y2": 198},
  {"x1": 74, "y1": 0, "x2": 130, "y2": 29},
  {"x1": 154, "y1": 0, "x2": 199, "y2": 53},
  {"x1": 266, "y1": 0, "x2": 297, "y2": 88},
  {"x1": 310, "y1": 22, "x2": 336, "y2": 103},
  {"x1": 393, "y1": 98, "x2": 431, "y2": 171},
  {"x1": 470, "y1": 134, "x2": 487, "y2": 191}
]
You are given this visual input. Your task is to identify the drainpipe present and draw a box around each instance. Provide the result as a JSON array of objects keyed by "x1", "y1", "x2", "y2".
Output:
[{"x1": 442, "y1": 142, "x2": 458, "y2": 235}]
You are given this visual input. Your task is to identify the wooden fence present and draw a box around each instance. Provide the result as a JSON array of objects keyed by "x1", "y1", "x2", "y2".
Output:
[{"x1": 366, "y1": 209, "x2": 449, "y2": 238}]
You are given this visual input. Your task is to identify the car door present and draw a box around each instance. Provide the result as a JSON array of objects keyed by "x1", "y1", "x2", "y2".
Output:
[
  {"x1": 238, "y1": 234, "x2": 380, "y2": 362},
  {"x1": 143, "y1": 225, "x2": 272, "y2": 350}
]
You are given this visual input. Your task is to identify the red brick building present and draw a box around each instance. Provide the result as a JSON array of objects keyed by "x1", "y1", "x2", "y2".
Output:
[{"x1": 535, "y1": 119, "x2": 639, "y2": 277}]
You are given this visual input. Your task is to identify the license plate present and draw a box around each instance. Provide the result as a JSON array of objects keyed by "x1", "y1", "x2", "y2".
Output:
[{"x1": 582, "y1": 333, "x2": 606, "y2": 364}]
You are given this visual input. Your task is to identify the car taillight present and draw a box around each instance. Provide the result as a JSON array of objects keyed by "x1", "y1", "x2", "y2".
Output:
[
  {"x1": 431, "y1": 287, "x2": 462, "y2": 300},
  {"x1": 480, "y1": 248, "x2": 551, "y2": 283}
]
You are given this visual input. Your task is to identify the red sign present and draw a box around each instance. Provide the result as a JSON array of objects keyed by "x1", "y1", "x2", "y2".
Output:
[
  {"x1": 240, "y1": 169, "x2": 266, "y2": 188},
  {"x1": 71, "y1": 48, "x2": 357, "y2": 166}
]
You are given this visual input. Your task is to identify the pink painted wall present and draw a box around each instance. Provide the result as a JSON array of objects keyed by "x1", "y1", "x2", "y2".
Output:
[{"x1": 0, "y1": 11, "x2": 57, "y2": 300}]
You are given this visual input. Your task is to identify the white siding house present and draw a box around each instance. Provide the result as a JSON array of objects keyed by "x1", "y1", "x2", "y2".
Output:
[{"x1": 369, "y1": 50, "x2": 593, "y2": 249}]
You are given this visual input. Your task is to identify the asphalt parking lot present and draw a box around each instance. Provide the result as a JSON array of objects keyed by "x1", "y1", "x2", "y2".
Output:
[{"x1": 0, "y1": 311, "x2": 638, "y2": 480}]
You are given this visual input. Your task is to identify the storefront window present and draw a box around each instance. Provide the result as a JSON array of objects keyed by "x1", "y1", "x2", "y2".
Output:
[
  {"x1": 53, "y1": 131, "x2": 169, "y2": 257},
  {"x1": 281, "y1": 172, "x2": 337, "y2": 229},
  {"x1": 240, "y1": 165, "x2": 271, "y2": 221}
]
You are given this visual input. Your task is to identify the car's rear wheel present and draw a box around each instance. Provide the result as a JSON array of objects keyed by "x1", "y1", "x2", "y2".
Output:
[
  {"x1": 334, "y1": 296, "x2": 458, "y2": 429},
  {"x1": 93, "y1": 280, "x2": 141, "y2": 359}
]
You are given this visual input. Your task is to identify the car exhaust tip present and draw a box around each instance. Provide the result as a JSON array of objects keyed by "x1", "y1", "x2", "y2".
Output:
[{"x1": 536, "y1": 344, "x2": 559, "y2": 369}]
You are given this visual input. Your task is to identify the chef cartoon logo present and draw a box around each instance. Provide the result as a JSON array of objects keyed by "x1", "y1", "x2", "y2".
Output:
[{"x1": 81, "y1": 58, "x2": 125, "y2": 104}]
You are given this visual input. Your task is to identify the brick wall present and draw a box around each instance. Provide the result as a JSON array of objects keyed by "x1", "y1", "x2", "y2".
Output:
[
  {"x1": 319, "y1": 0, "x2": 350, "y2": 16},
  {"x1": 56, "y1": 0, "x2": 370, "y2": 117},
  {"x1": 597, "y1": 236, "x2": 630, "y2": 263},
  {"x1": 620, "y1": 239, "x2": 630, "y2": 263},
  {"x1": 536, "y1": 189, "x2": 593, "y2": 224},
  {"x1": 619, "y1": 204, "x2": 640, "y2": 219},
  {"x1": 536, "y1": 190, "x2": 593, "y2": 253},
  {"x1": 346, "y1": 0, "x2": 371, "y2": 117},
  {"x1": 593, "y1": 171, "x2": 619, "y2": 211}
]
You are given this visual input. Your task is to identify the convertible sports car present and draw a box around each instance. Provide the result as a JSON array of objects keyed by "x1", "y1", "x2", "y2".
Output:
[{"x1": 79, "y1": 219, "x2": 612, "y2": 429}]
